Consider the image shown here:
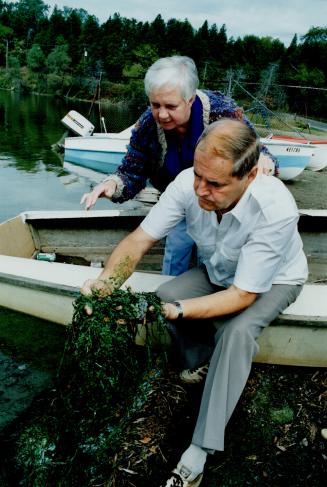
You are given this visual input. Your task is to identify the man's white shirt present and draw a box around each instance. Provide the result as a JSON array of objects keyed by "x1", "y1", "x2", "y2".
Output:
[{"x1": 141, "y1": 168, "x2": 308, "y2": 292}]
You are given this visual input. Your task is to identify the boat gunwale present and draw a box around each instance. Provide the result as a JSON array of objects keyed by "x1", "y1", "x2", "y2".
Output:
[{"x1": 0, "y1": 271, "x2": 79, "y2": 297}]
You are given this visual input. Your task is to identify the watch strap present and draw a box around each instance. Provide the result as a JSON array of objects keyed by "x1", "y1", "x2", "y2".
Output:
[{"x1": 173, "y1": 301, "x2": 183, "y2": 320}]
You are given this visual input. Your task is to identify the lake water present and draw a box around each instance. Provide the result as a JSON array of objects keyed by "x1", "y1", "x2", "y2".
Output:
[{"x1": 0, "y1": 91, "x2": 139, "y2": 223}]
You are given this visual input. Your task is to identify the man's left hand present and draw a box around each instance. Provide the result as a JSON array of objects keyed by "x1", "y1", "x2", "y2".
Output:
[{"x1": 162, "y1": 302, "x2": 180, "y2": 320}]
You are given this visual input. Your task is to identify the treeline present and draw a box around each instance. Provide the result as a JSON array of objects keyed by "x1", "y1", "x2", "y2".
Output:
[{"x1": 0, "y1": 0, "x2": 326, "y2": 117}]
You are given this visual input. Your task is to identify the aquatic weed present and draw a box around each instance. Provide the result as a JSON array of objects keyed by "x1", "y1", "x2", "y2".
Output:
[{"x1": 15, "y1": 286, "x2": 178, "y2": 485}]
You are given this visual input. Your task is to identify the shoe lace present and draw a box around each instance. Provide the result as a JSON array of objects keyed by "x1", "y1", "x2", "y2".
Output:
[
  {"x1": 169, "y1": 472, "x2": 184, "y2": 486},
  {"x1": 189, "y1": 363, "x2": 208, "y2": 374}
]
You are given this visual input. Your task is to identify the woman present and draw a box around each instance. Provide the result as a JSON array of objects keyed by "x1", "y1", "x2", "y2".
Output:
[{"x1": 81, "y1": 55, "x2": 275, "y2": 276}]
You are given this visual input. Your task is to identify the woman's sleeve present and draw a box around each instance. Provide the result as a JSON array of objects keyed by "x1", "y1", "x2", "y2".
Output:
[{"x1": 110, "y1": 110, "x2": 160, "y2": 202}]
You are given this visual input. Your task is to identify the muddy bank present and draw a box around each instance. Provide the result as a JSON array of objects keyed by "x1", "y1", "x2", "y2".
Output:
[
  {"x1": 0, "y1": 307, "x2": 67, "y2": 433},
  {"x1": 286, "y1": 167, "x2": 327, "y2": 209},
  {"x1": 0, "y1": 352, "x2": 50, "y2": 431}
]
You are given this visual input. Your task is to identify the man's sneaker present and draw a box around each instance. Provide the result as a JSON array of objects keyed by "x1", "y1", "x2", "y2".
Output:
[
  {"x1": 162, "y1": 465, "x2": 203, "y2": 486},
  {"x1": 179, "y1": 363, "x2": 209, "y2": 384}
]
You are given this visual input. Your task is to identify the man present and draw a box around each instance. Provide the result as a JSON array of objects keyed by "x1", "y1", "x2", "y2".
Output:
[{"x1": 82, "y1": 118, "x2": 307, "y2": 487}]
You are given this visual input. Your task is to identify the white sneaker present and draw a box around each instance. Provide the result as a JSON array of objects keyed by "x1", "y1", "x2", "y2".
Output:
[
  {"x1": 179, "y1": 363, "x2": 209, "y2": 384},
  {"x1": 163, "y1": 465, "x2": 203, "y2": 486}
]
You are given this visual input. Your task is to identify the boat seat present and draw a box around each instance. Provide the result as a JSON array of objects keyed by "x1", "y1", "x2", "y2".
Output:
[{"x1": 0, "y1": 256, "x2": 325, "y2": 325}]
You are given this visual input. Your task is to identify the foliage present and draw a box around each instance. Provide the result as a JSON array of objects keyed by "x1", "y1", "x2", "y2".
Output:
[
  {"x1": 46, "y1": 72, "x2": 72, "y2": 94},
  {"x1": 67, "y1": 288, "x2": 167, "y2": 410},
  {"x1": 46, "y1": 43, "x2": 71, "y2": 75},
  {"x1": 26, "y1": 43, "x2": 45, "y2": 72},
  {"x1": 16, "y1": 422, "x2": 58, "y2": 487},
  {"x1": 12, "y1": 287, "x2": 180, "y2": 485},
  {"x1": 0, "y1": 1, "x2": 325, "y2": 117},
  {"x1": 301, "y1": 27, "x2": 327, "y2": 44}
]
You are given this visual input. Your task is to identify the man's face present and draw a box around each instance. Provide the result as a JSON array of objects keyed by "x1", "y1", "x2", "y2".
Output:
[
  {"x1": 149, "y1": 86, "x2": 194, "y2": 131},
  {"x1": 193, "y1": 148, "x2": 257, "y2": 213}
]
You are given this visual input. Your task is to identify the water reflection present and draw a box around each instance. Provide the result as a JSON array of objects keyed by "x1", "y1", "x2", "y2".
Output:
[{"x1": 0, "y1": 90, "x2": 140, "y2": 222}]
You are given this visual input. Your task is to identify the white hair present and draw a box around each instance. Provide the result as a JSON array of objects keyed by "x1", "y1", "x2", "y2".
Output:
[{"x1": 144, "y1": 55, "x2": 199, "y2": 101}]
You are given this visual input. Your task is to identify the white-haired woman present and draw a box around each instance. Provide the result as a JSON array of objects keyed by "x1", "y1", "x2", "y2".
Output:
[{"x1": 81, "y1": 55, "x2": 275, "y2": 276}]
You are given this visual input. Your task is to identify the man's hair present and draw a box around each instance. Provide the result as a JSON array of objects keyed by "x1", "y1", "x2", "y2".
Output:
[
  {"x1": 196, "y1": 119, "x2": 260, "y2": 178},
  {"x1": 144, "y1": 55, "x2": 199, "y2": 101}
]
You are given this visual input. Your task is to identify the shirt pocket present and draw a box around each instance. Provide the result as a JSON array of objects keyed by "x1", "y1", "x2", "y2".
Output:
[
  {"x1": 219, "y1": 245, "x2": 241, "y2": 275},
  {"x1": 188, "y1": 227, "x2": 216, "y2": 265},
  {"x1": 197, "y1": 242, "x2": 217, "y2": 265}
]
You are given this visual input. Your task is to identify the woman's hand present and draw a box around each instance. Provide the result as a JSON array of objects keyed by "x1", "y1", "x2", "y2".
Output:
[
  {"x1": 257, "y1": 154, "x2": 275, "y2": 176},
  {"x1": 80, "y1": 179, "x2": 117, "y2": 210}
]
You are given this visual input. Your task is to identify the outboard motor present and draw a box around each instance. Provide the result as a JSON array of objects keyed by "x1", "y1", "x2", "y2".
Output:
[{"x1": 61, "y1": 110, "x2": 95, "y2": 136}]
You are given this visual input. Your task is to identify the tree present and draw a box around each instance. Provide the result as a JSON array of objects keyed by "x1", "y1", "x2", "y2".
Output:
[
  {"x1": 0, "y1": 22, "x2": 13, "y2": 68},
  {"x1": 36, "y1": 6, "x2": 67, "y2": 56},
  {"x1": 123, "y1": 43, "x2": 158, "y2": 78},
  {"x1": 299, "y1": 26, "x2": 327, "y2": 79},
  {"x1": 79, "y1": 15, "x2": 101, "y2": 74},
  {"x1": 147, "y1": 14, "x2": 166, "y2": 56},
  {"x1": 165, "y1": 18, "x2": 194, "y2": 56},
  {"x1": 27, "y1": 43, "x2": 45, "y2": 72},
  {"x1": 101, "y1": 13, "x2": 126, "y2": 79},
  {"x1": 65, "y1": 9, "x2": 83, "y2": 66},
  {"x1": 14, "y1": 0, "x2": 49, "y2": 42},
  {"x1": 47, "y1": 43, "x2": 71, "y2": 75},
  {"x1": 301, "y1": 27, "x2": 327, "y2": 44}
]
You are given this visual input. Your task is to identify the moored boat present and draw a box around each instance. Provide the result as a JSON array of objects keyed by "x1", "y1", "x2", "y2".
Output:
[
  {"x1": 270, "y1": 135, "x2": 327, "y2": 171},
  {"x1": 60, "y1": 111, "x2": 315, "y2": 181},
  {"x1": 260, "y1": 138, "x2": 315, "y2": 180},
  {"x1": 63, "y1": 128, "x2": 132, "y2": 173},
  {"x1": 0, "y1": 209, "x2": 326, "y2": 367},
  {"x1": 60, "y1": 110, "x2": 133, "y2": 173}
]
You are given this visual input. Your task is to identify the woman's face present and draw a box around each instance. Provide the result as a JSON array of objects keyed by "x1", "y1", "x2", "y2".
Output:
[{"x1": 149, "y1": 86, "x2": 195, "y2": 131}]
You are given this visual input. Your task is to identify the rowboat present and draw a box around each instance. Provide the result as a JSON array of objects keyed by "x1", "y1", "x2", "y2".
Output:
[
  {"x1": 0, "y1": 208, "x2": 162, "y2": 321},
  {"x1": 60, "y1": 111, "x2": 315, "y2": 181},
  {"x1": 0, "y1": 208, "x2": 326, "y2": 367},
  {"x1": 270, "y1": 135, "x2": 327, "y2": 172}
]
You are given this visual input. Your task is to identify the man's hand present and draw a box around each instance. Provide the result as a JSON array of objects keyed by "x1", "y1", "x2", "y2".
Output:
[
  {"x1": 80, "y1": 179, "x2": 117, "y2": 210},
  {"x1": 81, "y1": 278, "x2": 113, "y2": 295},
  {"x1": 80, "y1": 278, "x2": 114, "y2": 315},
  {"x1": 162, "y1": 302, "x2": 180, "y2": 320}
]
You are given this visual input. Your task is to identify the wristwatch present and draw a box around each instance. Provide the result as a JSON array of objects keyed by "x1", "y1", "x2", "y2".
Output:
[{"x1": 173, "y1": 301, "x2": 183, "y2": 320}]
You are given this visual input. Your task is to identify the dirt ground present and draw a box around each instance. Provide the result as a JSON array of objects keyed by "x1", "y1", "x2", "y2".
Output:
[{"x1": 286, "y1": 167, "x2": 327, "y2": 209}]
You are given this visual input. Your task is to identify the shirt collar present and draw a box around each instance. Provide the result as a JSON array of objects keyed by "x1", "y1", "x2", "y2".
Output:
[{"x1": 228, "y1": 177, "x2": 257, "y2": 222}]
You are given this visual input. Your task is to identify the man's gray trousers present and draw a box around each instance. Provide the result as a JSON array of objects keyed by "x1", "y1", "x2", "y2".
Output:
[{"x1": 156, "y1": 267, "x2": 303, "y2": 452}]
